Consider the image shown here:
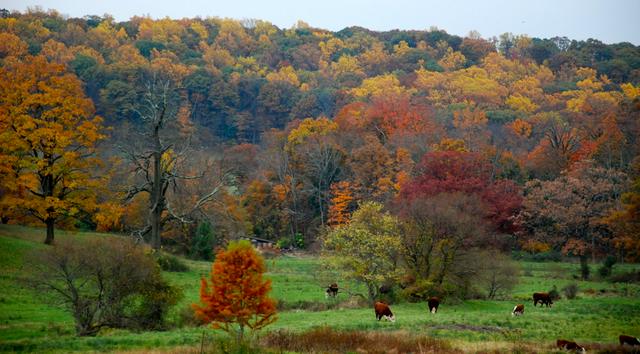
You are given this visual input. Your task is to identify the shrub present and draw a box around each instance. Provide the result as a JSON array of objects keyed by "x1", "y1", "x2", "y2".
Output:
[
  {"x1": 26, "y1": 238, "x2": 182, "y2": 336},
  {"x1": 610, "y1": 271, "x2": 640, "y2": 283},
  {"x1": 548, "y1": 285, "x2": 561, "y2": 300},
  {"x1": 562, "y1": 283, "x2": 579, "y2": 299},
  {"x1": 580, "y1": 258, "x2": 591, "y2": 280},
  {"x1": 155, "y1": 252, "x2": 189, "y2": 272},
  {"x1": 190, "y1": 221, "x2": 216, "y2": 261},
  {"x1": 473, "y1": 250, "x2": 520, "y2": 299},
  {"x1": 511, "y1": 250, "x2": 563, "y2": 262},
  {"x1": 598, "y1": 255, "x2": 617, "y2": 278},
  {"x1": 400, "y1": 279, "x2": 446, "y2": 302}
]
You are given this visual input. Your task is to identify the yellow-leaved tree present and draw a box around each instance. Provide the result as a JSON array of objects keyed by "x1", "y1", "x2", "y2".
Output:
[{"x1": 0, "y1": 55, "x2": 104, "y2": 244}]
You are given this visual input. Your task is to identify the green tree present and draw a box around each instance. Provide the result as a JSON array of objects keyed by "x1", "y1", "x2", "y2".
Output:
[{"x1": 321, "y1": 201, "x2": 402, "y2": 302}]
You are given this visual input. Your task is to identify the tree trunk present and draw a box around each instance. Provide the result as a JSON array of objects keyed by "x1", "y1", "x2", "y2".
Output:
[
  {"x1": 44, "y1": 218, "x2": 55, "y2": 245},
  {"x1": 580, "y1": 255, "x2": 590, "y2": 280},
  {"x1": 151, "y1": 125, "x2": 163, "y2": 250}
]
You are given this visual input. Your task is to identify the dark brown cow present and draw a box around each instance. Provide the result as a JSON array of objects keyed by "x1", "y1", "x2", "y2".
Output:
[
  {"x1": 511, "y1": 304, "x2": 524, "y2": 316},
  {"x1": 556, "y1": 339, "x2": 586, "y2": 353},
  {"x1": 619, "y1": 334, "x2": 640, "y2": 346},
  {"x1": 325, "y1": 283, "x2": 339, "y2": 298},
  {"x1": 533, "y1": 292, "x2": 553, "y2": 307},
  {"x1": 374, "y1": 301, "x2": 395, "y2": 322},
  {"x1": 428, "y1": 297, "x2": 440, "y2": 314}
]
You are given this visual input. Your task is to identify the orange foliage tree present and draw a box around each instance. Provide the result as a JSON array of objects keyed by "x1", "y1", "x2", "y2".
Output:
[
  {"x1": 193, "y1": 240, "x2": 277, "y2": 342},
  {"x1": 328, "y1": 181, "x2": 354, "y2": 226},
  {"x1": 0, "y1": 55, "x2": 104, "y2": 244}
]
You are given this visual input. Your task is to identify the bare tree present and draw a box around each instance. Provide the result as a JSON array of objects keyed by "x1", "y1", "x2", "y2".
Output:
[{"x1": 122, "y1": 80, "x2": 228, "y2": 249}]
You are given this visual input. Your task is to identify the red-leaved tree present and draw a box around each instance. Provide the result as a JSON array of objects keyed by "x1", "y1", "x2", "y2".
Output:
[
  {"x1": 400, "y1": 151, "x2": 523, "y2": 239},
  {"x1": 193, "y1": 240, "x2": 277, "y2": 342}
]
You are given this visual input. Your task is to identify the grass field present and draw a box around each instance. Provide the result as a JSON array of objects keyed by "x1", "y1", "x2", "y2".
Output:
[{"x1": 1, "y1": 224, "x2": 639, "y2": 353}]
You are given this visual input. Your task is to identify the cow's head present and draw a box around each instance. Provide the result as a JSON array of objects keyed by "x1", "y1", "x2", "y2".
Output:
[{"x1": 383, "y1": 314, "x2": 396, "y2": 322}]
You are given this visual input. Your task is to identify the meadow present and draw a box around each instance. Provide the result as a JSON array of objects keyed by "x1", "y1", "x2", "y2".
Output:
[{"x1": 1, "y1": 224, "x2": 639, "y2": 353}]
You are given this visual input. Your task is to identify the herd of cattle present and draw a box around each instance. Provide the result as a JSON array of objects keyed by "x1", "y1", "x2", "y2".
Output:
[{"x1": 325, "y1": 285, "x2": 639, "y2": 352}]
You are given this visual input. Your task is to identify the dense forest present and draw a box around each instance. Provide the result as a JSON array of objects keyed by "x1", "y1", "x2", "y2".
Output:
[{"x1": 1, "y1": 7, "x2": 639, "y2": 268}]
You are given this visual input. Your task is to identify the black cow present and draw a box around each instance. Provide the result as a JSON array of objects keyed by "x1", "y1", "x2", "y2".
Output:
[
  {"x1": 428, "y1": 297, "x2": 440, "y2": 314},
  {"x1": 619, "y1": 334, "x2": 640, "y2": 346},
  {"x1": 325, "y1": 283, "x2": 339, "y2": 298},
  {"x1": 533, "y1": 292, "x2": 553, "y2": 307}
]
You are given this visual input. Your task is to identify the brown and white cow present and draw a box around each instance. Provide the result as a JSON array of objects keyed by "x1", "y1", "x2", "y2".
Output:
[
  {"x1": 619, "y1": 334, "x2": 640, "y2": 346},
  {"x1": 325, "y1": 283, "x2": 339, "y2": 298},
  {"x1": 374, "y1": 301, "x2": 395, "y2": 322},
  {"x1": 556, "y1": 339, "x2": 586, "y2": 353},
  {"x1": 533, "y1": 292, "x2": 553, "y2": 307},
  {"x1": 511, "y1": 304, "x2": 524, "y2": 316},
  {"x1": 428, "y1": 297, "x2": 440, "y2": 314}
]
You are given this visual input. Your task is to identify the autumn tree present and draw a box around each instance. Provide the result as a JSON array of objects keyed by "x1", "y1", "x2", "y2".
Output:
[
  {"x1": 327, "y1": 181, "x2": 354, "y2": 226},
  {"x1": 286, "y1": 117, "x2": 344, "y2": 226},
  {"x1": 122, "y1": 80, "x2": 227, "y2": 249},
  {"x1": 322, "y1": 201, "x2": 403, "y2": 302},
  {"x1": 400, "y1": 151, "x2": 522, "y2": 238},
  {"x1": 0, "y1": 55, "x2": 104, "y2": 244},
  {"x1": 193, "y1": 240, "x2": 277, "y2": 343},
  {"x1": 521, "y1": 161, "x2": 628, "y2": 274},
  {"x1": 396, "y1": 193, "x2": 490, "y2": 292}
]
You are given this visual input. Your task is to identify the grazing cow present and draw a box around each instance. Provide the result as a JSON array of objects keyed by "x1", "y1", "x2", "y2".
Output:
[
  {"x1": 533, "y1": 292, "x2": 553, "y2": 307},
  {"x1": 556, "y1": 339, "x2": 586, "y2": 353},
  {"x1": 619, "y1": 334, "x2": 640, "y2": 346},
  {"x1": 427, "y1": 297, "x2": 440, "y2": 314},
  {"x1": 512, "y1": 304, "x2": 525, "y2": 316},
  {"x1": 325, "y1": 283, "x2": 339, "y2": 298},
  {"x1": 374, "y1": 301, "x2": 395, "y2": 322}
]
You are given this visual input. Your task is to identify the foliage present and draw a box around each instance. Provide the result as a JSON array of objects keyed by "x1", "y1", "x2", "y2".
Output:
[
  {"x1": 154, "y1": 252, "x2": 190, "y2": 272},
  {"x1": 473, "y1": 250, "x2": 520, "y2": 299},
  {"x1": 190, "y1": 221, "x2": 216, "y2": 261},
  {"x1": 562, "y1": 283, "x2": 579, "y2": 299},
  {"x1": 25, "y1": 237, "x2": 181, "y2": 335},
  {"x1": 598, "y1": 255, "x2": 617, "y2": 278},
  {"x1": 322, "y1": 201, "x2": 403, "y2": 302},
  {"x1": 193, "y1": 240, "x2": 277, "y2": 342},
  {"x1": 521, "y1": 162, "x2": 629, "y2": 260},
  {"x1": 1, "y1": 8, "x2": 639, "y2": 275},
  {"x1": 0, "y1": 54, "x2": 105, "y2": 244}
]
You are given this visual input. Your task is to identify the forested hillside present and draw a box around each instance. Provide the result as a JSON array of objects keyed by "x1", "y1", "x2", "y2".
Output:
[{"x1": 1, "y1": 8, "x2": 639, "y2": 263}]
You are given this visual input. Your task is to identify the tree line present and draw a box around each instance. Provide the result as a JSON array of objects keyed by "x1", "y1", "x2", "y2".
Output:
[{"x1": 0, "y1": 8, "x2": 639, "y2": 265}]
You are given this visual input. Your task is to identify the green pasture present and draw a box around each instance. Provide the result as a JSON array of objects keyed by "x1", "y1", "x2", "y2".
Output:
[{"x1": 0, "y1": 224, "x2": 639, "y2": 353}]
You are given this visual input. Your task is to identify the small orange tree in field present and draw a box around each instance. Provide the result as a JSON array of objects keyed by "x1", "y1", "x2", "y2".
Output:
[{"x1": 193, "y1": 240, "x2": 277, "y2": 342}]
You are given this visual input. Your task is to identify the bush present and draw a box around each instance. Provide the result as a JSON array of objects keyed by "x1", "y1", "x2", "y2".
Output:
[
  {"x1": 155, "y1": 252, "x2": 189, "y2": 272},
  {"x1": 400, "y1": 279, "x2": 448, "y2": 302},
  {"x1": 176, "y1": 304, "x2": 206, "y2": 327},
  {"x1": 190, "y1": 221, "x2": 216, "y2": 261},
  {"x1": 598, "y1": 255, "x2": 617, "y2": 278},
  {"x1": 511, "y1": 250, "x2": 563, "y2": 262},
  {"x1": 473, "y1": 250, "x2": 520, "y2": 299},
  {"x1": 26, "y1": 238, "x2": 182, "y2": 336},
  {"x1": 610, "y1": 271, "x2": 640, "y2": 283},
  {"x1": 548, "y1": 285, "x2": 561, "y2": 300},
  {"x1": 580, "y1": 257, "x2": 590, "y2": 280},
  {"x1": 562, "y1": 283, "x2": 579, "y2": 299}
]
